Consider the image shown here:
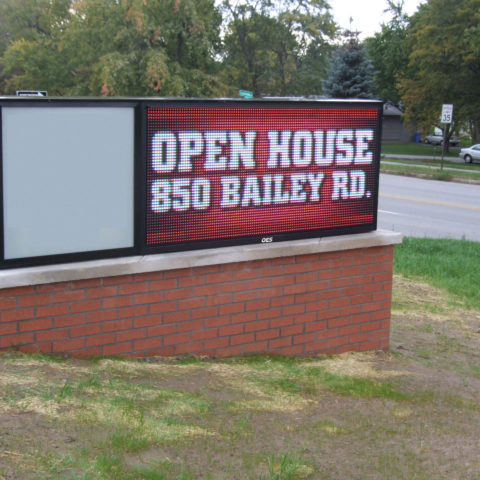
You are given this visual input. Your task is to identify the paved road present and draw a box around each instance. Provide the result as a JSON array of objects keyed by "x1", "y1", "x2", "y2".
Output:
[{"x1": 377, "y1": 174, "x2": 480, "y2": 241}]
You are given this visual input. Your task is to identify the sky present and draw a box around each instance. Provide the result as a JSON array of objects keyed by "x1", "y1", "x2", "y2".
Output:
[{"x1": 330, "y1": 0, "x2": 425, "y2": 38}]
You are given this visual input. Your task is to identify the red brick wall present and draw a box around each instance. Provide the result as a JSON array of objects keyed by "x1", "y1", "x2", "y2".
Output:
[{"x1": 0, "y1": 245, "x2": 394, "y2": 358}]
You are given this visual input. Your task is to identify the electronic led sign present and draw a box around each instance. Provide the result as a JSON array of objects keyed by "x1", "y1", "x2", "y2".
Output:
[
  {"x1": 0, "y1": 97, "x2": 382, "y2": 269},
  {"x1": 146, "y1": 102, "x2": 381, "y2": 249}
]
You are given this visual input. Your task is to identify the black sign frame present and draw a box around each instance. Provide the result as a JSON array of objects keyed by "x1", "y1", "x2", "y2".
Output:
[{"x1": 0, "y1": 97, "x2": 382, "y2": 270}]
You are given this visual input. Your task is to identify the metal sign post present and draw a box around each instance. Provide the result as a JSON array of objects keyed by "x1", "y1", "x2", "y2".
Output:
[{"x1": 440, "y1": 104, "x2": 453, "y2": 170}]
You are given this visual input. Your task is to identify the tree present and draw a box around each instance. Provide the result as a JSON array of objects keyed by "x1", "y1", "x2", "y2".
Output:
[
  {"x1": 365, "y1": 0, "x2": 410, "y2": 106},
  {"x1": 1, "y1": 0, "x2": 226, "y2": 97},
  {"x1": 118, "y1": 0, "x2": 225, "y2": 96},
  {"x1": 276, "y1": 0, "x2": 337, "y2": 94},
  {"x1": 221, "y1": 5, "x2": 291, "y2": 97},
  {"x1": 398, "y1": 0, "x2": 480, "y2": 143},
  {"x1": 323, "y1": 32, "x2": 376, "y2": 99},
  {"x1": 0, "y1": 0, "x2": 72, "y2": 94},
  {"x1": 0, "y1": 0, "x2": 338, "y2": 98},
  {"x1": 220, "y1": 0, "x2": 336, "y2": 97}
]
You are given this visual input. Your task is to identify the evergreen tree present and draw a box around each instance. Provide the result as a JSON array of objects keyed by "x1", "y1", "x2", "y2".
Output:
[{"x1": 323, "y1": 33, "x2": 376, "y2": 99}]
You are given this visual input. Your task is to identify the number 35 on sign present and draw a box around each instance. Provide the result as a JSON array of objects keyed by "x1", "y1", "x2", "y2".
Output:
[{"x1": 441, "y1": 104, "x2": 453, "y2": 124}]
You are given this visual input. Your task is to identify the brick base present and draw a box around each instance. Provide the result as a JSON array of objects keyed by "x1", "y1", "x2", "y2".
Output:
[{"x1": 0, "y1": 245, "x2": 394, "y2": 358}]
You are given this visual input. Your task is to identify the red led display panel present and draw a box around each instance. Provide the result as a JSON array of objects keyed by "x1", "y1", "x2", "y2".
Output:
[{"x1": 146, "y1": 103, "x2": 380, "y2": 249}]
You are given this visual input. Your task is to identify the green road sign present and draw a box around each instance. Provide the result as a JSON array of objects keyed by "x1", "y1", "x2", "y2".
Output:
[{"x1": 239, "y1": 90, "x2": 253, "y2": 99}]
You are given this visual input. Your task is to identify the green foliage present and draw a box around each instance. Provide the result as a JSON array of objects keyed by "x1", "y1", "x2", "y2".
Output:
[
  {"x1": 220, "y1": 0, "x2": 336, "y2": 97},
  {"x1": 8, "y1": 0, "x2": 480, "y2": 119},
  {"x1": 398, "y1": 0, "x2": 480, "y2": 141},
  {"x1": 381, "y1": 142, "x2": 460, "y2": 157},
  {"x1": 380, "y1": 160, "x2": 480, "y2": 183},
  {"x1": 394, "y1": 237, "x2": 480, "y2": 309},
  {"x1": 0, "y1": 0, "x2": 338, "y2": 99},
  {"x1": 260, "y1": 453, "x2": 314, "y2": 480},
  {"x1": 0, "y1": 0, "x2": 72, "y2": 93},
  {"x1": 1, "y1": 0, "x2": 226, "y2": 96},
  {"x1": 0, "y1": 0, "x2": 72, "y2": 43},
  {"x1": 0, "y1": 0, "x2": 349, "y2": 98},
  {"x1": 321, "y1": 372, "x2": 408, "y2": 400},
  {"x1": 221, "y1": 5, "x2": 290, "y2": 96},
  {"x1": 365, "y1": 1, "x2": 410, "y2": 105},
  {"x1": 244, "y1": 355, "x2": 408, "y2": 400},
  {"x1": 323, "y1": 33, "x2": 376, "y2": 99}
]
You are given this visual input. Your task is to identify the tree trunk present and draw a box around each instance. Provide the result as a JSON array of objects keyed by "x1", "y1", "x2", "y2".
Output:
[{"x1": 473, "y1": 118, "x2": 480, "y2": 143}]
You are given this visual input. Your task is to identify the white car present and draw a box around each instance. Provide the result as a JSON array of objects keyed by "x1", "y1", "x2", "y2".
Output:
[{"x1": 459, "y1": 144, "x2": 480, "y2": 163}]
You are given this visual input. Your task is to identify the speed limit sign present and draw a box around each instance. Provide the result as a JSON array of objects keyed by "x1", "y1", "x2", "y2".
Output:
[{"x1": 441, "y1": 104, "x2": 453, "y2": 124}]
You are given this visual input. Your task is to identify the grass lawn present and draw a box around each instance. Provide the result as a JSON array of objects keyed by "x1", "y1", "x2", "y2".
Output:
[
  {"x1": 380, "y1": 160, "x2": 480, "y2": 184},
  {"x1": 394, "y1": 237, "x2": 480, "y2": 309},
  {"x1": 1, "y1": 238, "x2": 480, "y2": 479},
  {"x1": 380, "y1": 143, "x2": 480, "y2": 183},
  {"x1": 381, "y1": 155, "x2": 480, "y2": 171},
  {"x1": 381, "y1": 142, "x2": 461, "y2": 158}
]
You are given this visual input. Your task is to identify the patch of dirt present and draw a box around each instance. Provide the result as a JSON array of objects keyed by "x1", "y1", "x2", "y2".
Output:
[
  {"x1": 1, "y1": 274, "x2": 480, "y2": 479},
  {"x1": 390, "y1": 275, "x2": 480, "y2": 401}
]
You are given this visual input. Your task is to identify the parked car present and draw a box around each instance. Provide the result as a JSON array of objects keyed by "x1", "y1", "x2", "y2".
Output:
[
  {"x1": 459, "y1": 144, "x2": 480, "y2": 163},
  {"x1": 424, "y1": 134, "x2": 460, "y2": 146}
]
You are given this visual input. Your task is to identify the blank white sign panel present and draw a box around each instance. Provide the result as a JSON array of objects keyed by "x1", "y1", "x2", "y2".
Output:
[{"x1": 2, "y1": 106, "x2": 135, "y2": 259}]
